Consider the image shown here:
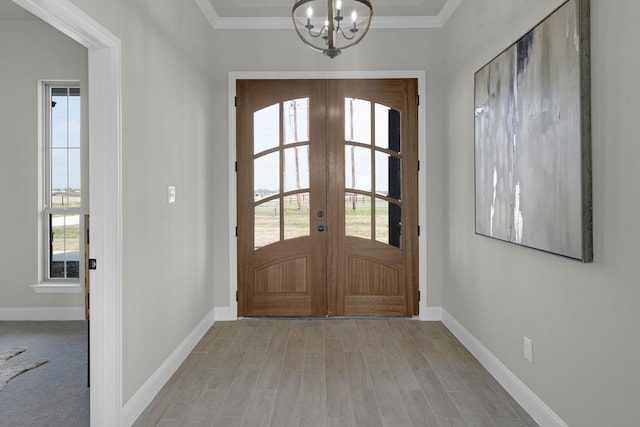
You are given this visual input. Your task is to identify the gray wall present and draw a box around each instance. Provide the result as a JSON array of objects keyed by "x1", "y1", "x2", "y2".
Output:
[
  {"x1": 0, "y1": 19, "x2": 87, "y2": 309},
  {"x1": 441, "y1": 0, "x2": 640, "y2": 425}
]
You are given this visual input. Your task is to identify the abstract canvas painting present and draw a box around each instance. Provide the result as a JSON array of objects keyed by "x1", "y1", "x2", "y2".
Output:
[{"x1": 474, "y1": 0, "x2": 592, "y2": 261}]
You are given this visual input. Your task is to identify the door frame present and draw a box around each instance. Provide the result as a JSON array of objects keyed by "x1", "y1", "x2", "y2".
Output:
[
  {"x1": 14, "y1": 0, "x2": 123, "y2": 425},
  {"x1": 226, "y1": 71, "x2": 429, "y2": 320}
]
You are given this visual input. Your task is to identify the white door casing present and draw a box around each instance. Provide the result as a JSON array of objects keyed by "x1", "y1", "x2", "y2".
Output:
[
  {"x1": 13, "y1": 0, "x2": 124, "y2": 425},
  {"x1": 227, "y1": 71, "x2": 429, "y2": 321}
]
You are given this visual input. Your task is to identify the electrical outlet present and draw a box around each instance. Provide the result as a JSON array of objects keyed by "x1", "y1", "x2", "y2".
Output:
[
  {"x1": 524, "y1": 337, "x2": 533, "y2": 362},
  {"x1": 167, "y1": 186, "x2": 176, "y2": 204}
]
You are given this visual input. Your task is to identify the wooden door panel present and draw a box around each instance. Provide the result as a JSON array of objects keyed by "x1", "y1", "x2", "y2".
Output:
[
  {"x1": 343, "y1": 295, "x2": 407, "y2": 316},
  {"x1": 248, "y1": 294, "x2": 314, "y2": 316},
  {"x1": 249, "y1": 238, "x2": 326, "y2": 315},
  {"x1": 254, "y1": 256, "x2": 309, "y2": 294},
  {"x1": 346, "y1": 256, "x2": 401, "y2": 295},
  {"x1": 339, "y1": 247, "x2": 407, "y2": 316}
]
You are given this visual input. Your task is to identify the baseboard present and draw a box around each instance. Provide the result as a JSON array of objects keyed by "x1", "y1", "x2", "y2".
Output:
[
  {"x1": 0, "y1": 306, "x2": 84, "y2": 320},
  {"x1": 441, "y1": 309, "x2": 568, "y2": 427},
  {"x1": 214, "y1": 305, "x2": 237, "y2": 321},
  {"x1": 121, "y1": 308, "x2": 216, "y2": 427},
  {"x1": 420, "y1": 306, "x2": 442, "y2": 321}
]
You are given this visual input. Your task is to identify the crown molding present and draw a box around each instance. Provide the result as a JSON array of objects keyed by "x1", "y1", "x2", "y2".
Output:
[
  {"x1": 196, "y1": 0, "x2": 463, "y2": 30},
  {"x1": 438, "y1": 0, "x2": 463, "y2": 25},
  {"x1": 372, "y1": 15, "x2": 444, "y2": 29}
]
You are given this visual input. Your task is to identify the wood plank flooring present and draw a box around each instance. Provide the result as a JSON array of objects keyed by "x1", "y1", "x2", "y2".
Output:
[{"x1": 133, "y1": 319, "x2": 537, "y2": 427}]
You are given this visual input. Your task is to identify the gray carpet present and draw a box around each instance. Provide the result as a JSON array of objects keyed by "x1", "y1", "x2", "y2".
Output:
[{"x1": 0, "y1": 321, "x2": 89, "y2": 427}]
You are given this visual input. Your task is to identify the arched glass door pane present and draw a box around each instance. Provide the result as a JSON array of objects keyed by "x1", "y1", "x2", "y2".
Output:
[
  {"x1": 345, "y1": 145, "x2": 371, "y2": 192},
  {"x1": 284, "y1": 98, "x2": 309, "y2": 144},
  {"x1": 254, "y1": 98, "x2": 314, "y2": 249},
  {"x1": 284, "y1": 146, "x2": 309, "y2": 192},
  {"x1": 376, "y1": 199, "x2": 402, "y2": 249},
  {"x1": 375, "y1": 103, "x2": 401, "y2": 153},
  {"x1": 255, "y1": 199, "x2": 280, "y2": 249},
  {"x1": 254, "y1": 103, "x2": 280, "y2": 154},
  {"x1": 375, "y1": 151, "x2": 402, "y2": 200},
  {"x1": 345, "y1": 98, "x2": 371, "y2": 144},
  {"x1": 254, "y1": 151, "x2": 280, "y2": 196},
  {"x1": 344, "y1": 98, "x2": 403, "y2": 247},
  {"x1": 345, "y1": 193, "x2": 372, "y2": 239},
  {"x1": 282, "y1": 97, "x2": 311, "y2": 242},
  {"x1": 284, "y1": 192, "x2": 310, "y2": 240}
]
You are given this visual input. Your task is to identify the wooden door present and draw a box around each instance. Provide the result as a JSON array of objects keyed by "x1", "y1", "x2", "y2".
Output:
[
  {"x1": 327, "y1": 79, "x2": 419, "y2": 316},
  {"x1": 237, "y1": 79, "x2": 418, "y2": 317},
  {"x1": 237, "y1": 80, "x2": 328, "y2": 316}
]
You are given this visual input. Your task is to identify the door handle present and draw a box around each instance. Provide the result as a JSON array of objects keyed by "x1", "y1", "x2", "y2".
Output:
[{"x1": 317, "y1": 225, "x2": 325, "y2": 232}]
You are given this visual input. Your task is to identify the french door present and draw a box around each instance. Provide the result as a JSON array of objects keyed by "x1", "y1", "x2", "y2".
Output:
[{"x1": 237, "y1": 79, "x2": 418, "y2": 316}]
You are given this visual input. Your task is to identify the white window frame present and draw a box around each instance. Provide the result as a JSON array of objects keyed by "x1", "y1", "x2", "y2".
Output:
[{"x1": 33, "y1": 81, "x2": 83, "y2": 293}]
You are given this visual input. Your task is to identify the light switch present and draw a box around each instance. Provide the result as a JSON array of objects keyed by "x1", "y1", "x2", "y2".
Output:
[
  {"x1": 524, "y1": 337, "x2": 533, "y2": 362},
  {"x1": 168, "y1": 186, "x2": 176, "y2": 204}
]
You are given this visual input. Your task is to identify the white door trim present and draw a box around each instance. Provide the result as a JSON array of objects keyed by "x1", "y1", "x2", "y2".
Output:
[
  {"x1": 227, "y1": 71, "x2": 428, "y2": 320},
  {"x1": 13, "y1": 0, "x2": 124, "y2": 425}
]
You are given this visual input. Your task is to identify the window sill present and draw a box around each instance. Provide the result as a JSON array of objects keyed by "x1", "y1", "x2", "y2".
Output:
[{"x1": 31, "y1": 283, "x2": 83, "y2": 294}]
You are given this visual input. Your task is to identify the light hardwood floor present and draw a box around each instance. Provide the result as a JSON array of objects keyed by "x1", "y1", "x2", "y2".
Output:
[{"x1": 133, "y1": 319, "x2": 537, "y2": 427}]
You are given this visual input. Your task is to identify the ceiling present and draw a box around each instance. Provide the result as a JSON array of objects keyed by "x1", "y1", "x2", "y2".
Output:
[
  {"x1": 0, "y1": 0, "x2": 463, "y2": 27},
  {"x1": 198, "y1": 0, "x2": 463, "y2": 29}
]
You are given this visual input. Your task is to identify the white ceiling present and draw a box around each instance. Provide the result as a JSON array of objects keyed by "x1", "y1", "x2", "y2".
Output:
[
  {"x1": 0, "y1": 0, "x2": 463, "y2": 28},
  {"x1": 212, "y1": 0, "x2": 445, "y2": 18},
  {"x1": 198, "y1": 0, "x2": 463, "y2": 29}
]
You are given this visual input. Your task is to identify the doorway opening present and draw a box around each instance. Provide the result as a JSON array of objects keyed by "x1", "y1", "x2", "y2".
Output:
[{"x1": 13, "y1": 0, "x2": 124, "y2": 424}]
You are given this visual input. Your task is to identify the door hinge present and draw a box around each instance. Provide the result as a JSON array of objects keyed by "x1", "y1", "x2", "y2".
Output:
[
  {"x1": 234, "y1": 96, "x2": 237, "y2": 107},
  {"x1": 236, "y1": 291, "x2": 238, "y2": 302},
  {"x1": 418, "y1": 225, "x2": 421, "y2": 236},
  {"x1": 417, "y1": 94, "x2": 420, "y2": 106},
  {"x1": 418, "y1": 290, "x2": 421, "y2": 301},
  {"x1": 235, "y1": 161, "x2": 238, "y2": 172},
  {"x1": 417, "y1": 160, "x2": 421, "y2": 172},
  {"x1": 235, "y1": 226, "x2": 238, "y2": 237}
]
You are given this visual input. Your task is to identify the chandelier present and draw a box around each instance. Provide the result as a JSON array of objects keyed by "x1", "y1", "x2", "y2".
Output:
[{"x1": 292, "y1": 0, "x2": 373, "y2": 59}]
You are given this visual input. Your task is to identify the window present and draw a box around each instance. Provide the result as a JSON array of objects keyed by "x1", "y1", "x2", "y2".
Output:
[{"x1": 43, "y1": 84, "x2": 81, "y2": 280}]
